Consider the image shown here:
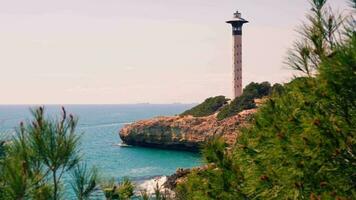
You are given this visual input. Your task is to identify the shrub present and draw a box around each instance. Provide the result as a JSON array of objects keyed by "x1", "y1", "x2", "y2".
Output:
[
  {"x1": 139, "y1": 190, "x2": 149, "y2": 200},
  {"x1": 70, "y1": 163, "x2": 99, "y2": 200},
  {"x1": 117, "y1": 178, "x2": 134, "y2": 200},
  {"x1": 176, "y1": 138, "x2": 245, "y2": 200},
  {"x1": 181, "y1": 96, "x2": 229, "y2": 117},
  {"x1": 102, "y1": 177, "x2": 134, "y2": 200},
  {"x1": 217, "y1": 82, "x2": 273, "y2": 120}
]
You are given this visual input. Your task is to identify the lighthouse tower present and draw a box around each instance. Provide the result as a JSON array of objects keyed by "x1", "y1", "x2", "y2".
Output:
[{"x1": 226, "y1": 11, "x2": 248, "y2": 98}]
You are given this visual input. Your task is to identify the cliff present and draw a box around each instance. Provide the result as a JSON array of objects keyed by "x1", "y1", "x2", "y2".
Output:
[{"x1": 119, "y1": 109, "x2": 257, "y2": 151}]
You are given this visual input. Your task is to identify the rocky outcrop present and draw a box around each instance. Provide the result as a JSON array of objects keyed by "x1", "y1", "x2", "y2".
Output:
[
  {"x1": 163, "y1": 165, "x2": 214, "y2": 190},
  {"x1": 119, "y1": 109, "x2": 257, "y2": 151}
]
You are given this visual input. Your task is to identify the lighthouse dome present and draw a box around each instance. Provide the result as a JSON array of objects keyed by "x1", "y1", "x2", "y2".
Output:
[{"x1": 226, "y1": 10, "x2": 248, "y2": 24}]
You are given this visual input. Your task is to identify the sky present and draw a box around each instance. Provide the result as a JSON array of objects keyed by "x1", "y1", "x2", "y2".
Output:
[{"x1": 0, "y1": 0, "x2": 350, "y2": 104}]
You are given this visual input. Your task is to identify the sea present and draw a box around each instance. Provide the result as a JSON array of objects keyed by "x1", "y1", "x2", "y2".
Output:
[{"x1": 0, "y1": 104, "x2": 202, "y2": 198}]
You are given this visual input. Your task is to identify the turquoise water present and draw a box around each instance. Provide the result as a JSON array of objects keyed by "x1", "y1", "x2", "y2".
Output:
[{"x1": 0, "y1": 104, "x2": 202, "y2": 197}]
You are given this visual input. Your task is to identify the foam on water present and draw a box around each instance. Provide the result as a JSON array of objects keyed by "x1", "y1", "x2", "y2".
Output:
[{"x1": 135, "y1": 176, "x2": 168, "y2": 195}]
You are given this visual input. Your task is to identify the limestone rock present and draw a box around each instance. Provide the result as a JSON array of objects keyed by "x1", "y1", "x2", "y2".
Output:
[{"x1": 119, "y1": 109, "x2": 257, "y2": 151}]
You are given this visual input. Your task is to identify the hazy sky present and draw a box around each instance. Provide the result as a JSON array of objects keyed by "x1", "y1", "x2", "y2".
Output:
[{"x1": 0, "y1": 0, "x2": 350, "y2": 104}]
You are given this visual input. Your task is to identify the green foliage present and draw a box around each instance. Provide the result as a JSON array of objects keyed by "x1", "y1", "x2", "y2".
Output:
[
  {"x1": 176, "y1": 168, "x2": 245, "y2": 200},
  {"x1": 117, "y1": 178, "x2": 134, "y2": 200},
  {"x1": 70, "y1": 163, "x2": 99, "y2": 200},
  {"x1": 30, "y1": 183, "x2": 53, "y2": 200},
  {"x1": 176, "y1": 138, "x2": 245, "y2": 200},
  {"x1": 217, "y1": 82, "x2": 273, "y2": 120},
  {"x1": 154, "y1": 183, "x2": 162, "y2": 200},
  {"x1": 286, "y1": 0, "x2": 345, "y2": 76},
  {"x1": 102, "y1": 178, "x2": 117, "y2": 199},
  {"x1": 271, "y1": 83, "x2": 284, "y2": 95},
  {"x1": 177, "y1": 0, "x2": 356, "y2": 199},
  {"x1": 138, "y1": 184, "x2": 171, "y2": 200},
  {"x1": 139, "y1": 190, "x2": 150, "y2": 200},
  {"x1": 0, "y1": 107, "x2": 99, "y2": 200},
  {"x1": 102, "y1": 177, "x2": 134, "y2": 200},
  {"x1": 0, "y1": 140, "x2": 6, "y2": 199},
  {"x1": 232, "y1": 57, "x2": 355, "y2": 198},
  {"x1": 202, "y1": 137, "x2": 227, "y2": 166},
  {"x1": 153, "y1": 182, "x2": 171, "y2": 200},
  {"x1": 1, "y1": 155, "x2": 31, "y2": 199},
  {"x1": 181, "y1": 96, "x2": 229, "y2": 117},
  {"x1": 17, "y1": 107, "x2": 80, "y2": 199},
  {"x1": 0, "y1": 140, "x2": 5, "y2": 159}
]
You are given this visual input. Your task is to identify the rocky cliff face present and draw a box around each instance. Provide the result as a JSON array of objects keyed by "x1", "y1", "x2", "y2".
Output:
[{"x1": 119, "y1": 109, "x2": 257, "y2": 151}]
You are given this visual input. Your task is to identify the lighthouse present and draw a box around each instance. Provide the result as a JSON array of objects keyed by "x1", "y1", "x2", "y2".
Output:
[{"x1": 226, "y1": 11, "x2": 248, "y2": 98}]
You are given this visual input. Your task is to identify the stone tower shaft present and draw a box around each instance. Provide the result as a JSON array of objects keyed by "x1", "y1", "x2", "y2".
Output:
[{"x1": 226, "y1": 11, "x2": 248, "y2": 98}]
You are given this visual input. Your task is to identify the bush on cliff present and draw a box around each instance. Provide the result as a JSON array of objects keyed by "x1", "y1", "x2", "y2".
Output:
[
  {"x1": 102, "y1": 178, "x2": 134, "y2": 200},
  {"x1": 176, "y1": 0, "x2": 356, "y2": 199},
  {"x1": 216, "y1": 82, "x2": 274, "y2": 120},
  {"x1": 181, "y1": 96, "x2": 229, "y2": 117}
]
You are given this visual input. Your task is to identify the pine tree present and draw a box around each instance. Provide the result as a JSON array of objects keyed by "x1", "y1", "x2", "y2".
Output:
[
  {"x1": 177, "y1": 0, "x2": 355, "y2": 199},
  {"x1": 0, "y1": 107, "x2": 99, "y2": 200}
]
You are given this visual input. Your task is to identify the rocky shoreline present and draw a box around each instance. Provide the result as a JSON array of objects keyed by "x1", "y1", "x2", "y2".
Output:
[
  {"x1": 119, "y1": 107, "x2": 259, "y2": 194},
  {"x1": 119, "y1": 109, "x2": 257, "y2": 151}
]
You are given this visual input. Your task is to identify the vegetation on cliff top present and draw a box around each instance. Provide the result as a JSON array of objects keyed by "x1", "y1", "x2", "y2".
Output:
[
  {"x1": 176, "y1": 0, "x2": 356, "y2": 199},
  {"x1": 181, "y1": 82, "x2": 281, "y2": 119},
  {"x1": 217, "y1": 82, "x2": 280, "y2": 120},
  {"x1": 181, "y1": 96, "x2": 229, "y2": 117}
]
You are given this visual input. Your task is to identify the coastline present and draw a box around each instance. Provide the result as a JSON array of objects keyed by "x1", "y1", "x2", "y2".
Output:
[{"x1": 119, "y1": 109, "x2": 257, "y2": 152}]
